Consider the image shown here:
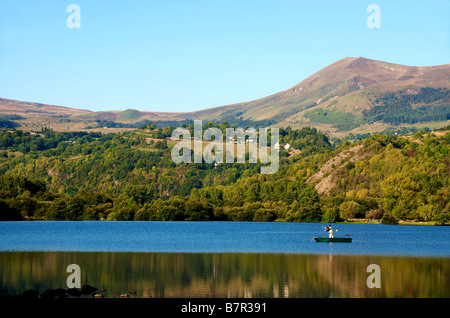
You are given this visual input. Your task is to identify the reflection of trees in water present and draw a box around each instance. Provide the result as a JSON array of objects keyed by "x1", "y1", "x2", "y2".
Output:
[
  {"x1": 315, "y1": 253, "x2": 450, "y2": 298},
  {"x1": 0, "y1": 252, "x2": 448, "y2": 298}
]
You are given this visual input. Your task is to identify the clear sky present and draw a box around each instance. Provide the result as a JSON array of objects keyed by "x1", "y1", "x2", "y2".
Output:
[{"x1": 0, "y1": 0, "x2": 449, "y2": 113}]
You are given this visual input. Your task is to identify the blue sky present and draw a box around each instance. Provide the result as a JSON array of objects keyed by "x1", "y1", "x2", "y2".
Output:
[{"x1": 0, "y1": 0, "x2": 449, "y2": 113}]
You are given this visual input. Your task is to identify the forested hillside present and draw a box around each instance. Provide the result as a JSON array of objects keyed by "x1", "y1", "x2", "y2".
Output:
[
  {"x1": 364, "y1": 87, "x2": 450, "y2": 124},
  {"x1": 0, "y1": 122, "x2": 448, "y2": 224}
]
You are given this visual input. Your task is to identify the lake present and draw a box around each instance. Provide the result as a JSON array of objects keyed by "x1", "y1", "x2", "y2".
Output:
[
  {"x1": 1, "y1": 221, "x2": 449, "y2": 256},
  {"x1": 0, "y1": 221, "x2": 449, "y2": 298}
]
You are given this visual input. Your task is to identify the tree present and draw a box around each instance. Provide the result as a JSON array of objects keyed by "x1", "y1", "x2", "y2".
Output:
[
  {"x1": 381, "y1": 212, "x2": 398, "y2": 225},
  {"x1": 285, "y1": 186, "x2": 321, "y2": 222},
  {"x1": 124, "y1": 185, "x2": 153, "y2": 206},
  {"x1": 322, "y1": 206, "x2": 341, "y2": 223},
  {"x1": 365, "y1": 208, "x2": 385, "y2": 220},
  {"x1": 416, "y1": 204, "x2": 438, "y2": 222},
  {"x1": 339, "y1": 201, "x2": 362, "y2": 221},
  {"x1": 185, "y1": 199, "x2": 213, "y2": 221},
  {"x1": 46, "y1": 198, "x2": 68, "y2": 220}
]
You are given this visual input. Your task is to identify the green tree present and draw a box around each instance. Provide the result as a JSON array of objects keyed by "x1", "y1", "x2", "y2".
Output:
[
  {"x1": 47, "y1": 198, "x2": 68, "y2": 220},
  {"x1": 322, "y1": 206, "x2": 341, "y2": 223},
  {"x1": 185, "y1": 199, "x2": 213, "y2": 221},
  {"x1": 339, "y1": 201, "x2": 362, "y2": 221},
  {"x1": 124, "y1": 185, "x2": 154, "y2": 206},
  {"x1": 381, "y1": 212, "x2": 398, "y2": 225}
]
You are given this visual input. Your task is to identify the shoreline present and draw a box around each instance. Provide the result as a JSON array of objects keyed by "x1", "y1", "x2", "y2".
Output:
[
  {"x1": 15, "y1": 217, "x2": 449, "y2": 226},
  {"x1": 345, "y1": 218, "x2": 447, "y2": 226}
]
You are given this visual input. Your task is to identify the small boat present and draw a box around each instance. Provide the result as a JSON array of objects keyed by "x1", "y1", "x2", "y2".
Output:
[{"x1": 313, "y1": 237, "x2": 352, "y2": 243}]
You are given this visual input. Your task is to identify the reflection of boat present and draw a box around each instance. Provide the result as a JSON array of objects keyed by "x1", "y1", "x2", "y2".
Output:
[{"x1": 313, "y1": 237, "x2": 352, "y2": 243}]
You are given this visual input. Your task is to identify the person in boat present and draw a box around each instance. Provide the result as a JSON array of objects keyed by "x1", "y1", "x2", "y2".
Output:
[
  {"x1": 329, "y1": 226, "x2": 334, "y2": 238},
  {"x1": 324, "y1": 225, "x2": 334, "y2": 238}
]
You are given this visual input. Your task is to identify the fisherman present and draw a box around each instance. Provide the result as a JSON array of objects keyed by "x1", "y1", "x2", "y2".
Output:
[
  {"x1": 324, "y1": 225, "x2": 334, "y2": 238},
  {"x1": 328, "y1": 226, "x2": 334, "y2": 238}
]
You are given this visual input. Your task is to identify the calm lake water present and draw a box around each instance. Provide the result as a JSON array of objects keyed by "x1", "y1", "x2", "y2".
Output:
[
  {"x1": 0, "y1": 221, "x2": 449, "y2": 298},
  {"x1": 1, "y1": 221, "x2": 449, "y2": 256}
]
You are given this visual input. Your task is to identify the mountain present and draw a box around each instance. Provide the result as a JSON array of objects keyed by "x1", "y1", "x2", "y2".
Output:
[
  {"x1": 0, "y1": 97, "x2": 92, "y2": 131},
  {"x1": 189, "y1": 57, "x2": 450, "y2": 133},
  {"x1": 1, "y1": 57, "x2": 449, "y2": 136}
]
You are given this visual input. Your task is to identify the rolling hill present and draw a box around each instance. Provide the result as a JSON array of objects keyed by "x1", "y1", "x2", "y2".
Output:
[{"x1": 1, "y1": 57, "x2": 449, "y2": 136}]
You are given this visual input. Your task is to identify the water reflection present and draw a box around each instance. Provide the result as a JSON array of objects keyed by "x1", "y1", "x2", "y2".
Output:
[{"x1": 0, "y1": 252, "x2": 448, "y2": 298}]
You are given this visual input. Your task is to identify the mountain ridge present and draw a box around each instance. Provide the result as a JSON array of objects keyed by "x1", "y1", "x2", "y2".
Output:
[
  {"x1": 191, "y1": 57, "x2": 449, "y2": 123},
  {"x1": 1, "y1": 57, "x2": 449, "y2": 136}
]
